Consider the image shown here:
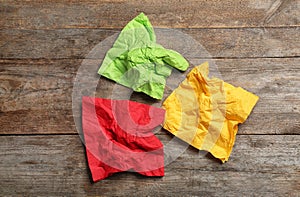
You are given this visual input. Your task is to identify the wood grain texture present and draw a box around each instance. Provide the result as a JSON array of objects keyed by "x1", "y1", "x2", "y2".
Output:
[
  {"x1": 0, "y1": 58, "x2": 299, "y2": 135},
  {"x1": 0, "y1": 135, "x2": 299, "y2": 196},
  {"x1": 0, "y1": 27, "x2": 299, "y2": 59},
  {"x1": 1, "y1": 0, "x2": 299, "y2": 195},
  {"x1": 0, "y1": 0, "x2": 299, "y2": 29}
]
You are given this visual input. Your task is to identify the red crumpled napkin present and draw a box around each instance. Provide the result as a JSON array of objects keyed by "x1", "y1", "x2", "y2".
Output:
[{"x1": 82, "y1": 96, "x2": 165, "y2": 182}]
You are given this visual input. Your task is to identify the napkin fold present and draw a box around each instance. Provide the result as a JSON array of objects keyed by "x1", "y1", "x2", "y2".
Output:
[
  {"x1": 98, "y1": 13, "x2": 189, "y2": 99},
  {"x1": 163, "y1": 62, "x2": 259, "y2": 162},
  {"x1": 82, "y1": 96, "x2": 165, "y2": 181}
]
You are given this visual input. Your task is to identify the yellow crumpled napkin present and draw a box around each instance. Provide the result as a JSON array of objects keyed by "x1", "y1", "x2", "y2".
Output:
[{"x1": 163, "y1": 62, "x2": 259, "y2": 163}]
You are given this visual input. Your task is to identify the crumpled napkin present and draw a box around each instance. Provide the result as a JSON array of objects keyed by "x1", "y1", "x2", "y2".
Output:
[
  {"x1": 82, "y1": 96, "x2": 165, "y2": 181},
  {"x1": 98, "y1": 13, "x2": 189, "y2": 99},
  {"x1": 162, "y1": 62, "x2": 259, "y2": 163}
]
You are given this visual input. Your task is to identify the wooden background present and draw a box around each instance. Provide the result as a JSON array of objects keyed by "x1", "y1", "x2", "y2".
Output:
[{"x1": 0, "y1": 0, "x2": 299, "y2": 196}]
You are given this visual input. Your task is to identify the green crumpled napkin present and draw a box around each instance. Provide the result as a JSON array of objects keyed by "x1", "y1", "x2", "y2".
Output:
[{"x1": 98, "y1": 13, "x2": 189, "y2": 99}]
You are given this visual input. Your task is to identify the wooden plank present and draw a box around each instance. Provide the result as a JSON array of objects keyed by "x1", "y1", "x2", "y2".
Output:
[
  {"x1": 0, "y1": 135, "x2": 299, "y2": 196},
  {"x1": 0, "y1": 59, "x2": 78, "y2": 134},
  {"x1": 1, "y1": 1, "x2": 298, "y2": 197},
  {"x1": 0, "y1": 58, "x2": 299, "y2": 135},
  {"x1": 0, "y1": 0, "x2": 299, "y2": 29},
  {"x1": 0, "y1": 27, "x2": 299, "y2": 59}
]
